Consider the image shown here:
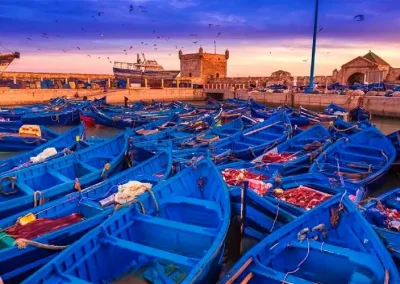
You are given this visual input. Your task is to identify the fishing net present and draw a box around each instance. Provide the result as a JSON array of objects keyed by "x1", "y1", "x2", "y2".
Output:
[
  {"x1": 221, "y1": 168, "x2": 271, "y2": 196},
  {"x1": 261, "y1": 152, "x2": 295, "y2": 163},
  {"x1": 273, "y1": 186, "x2": 331, "y2": 211},
  {"x1": 6, "y1": 213, "x2": 83, "y2": 240}
]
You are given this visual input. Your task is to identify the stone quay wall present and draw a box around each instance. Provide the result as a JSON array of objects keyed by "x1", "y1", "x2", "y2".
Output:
[
  {"x1": 0, "y1": 88, "x2": 205, "y2": 105},
  {"x1": 235, "y1": 90, "x2": 400, "y2": 118}
]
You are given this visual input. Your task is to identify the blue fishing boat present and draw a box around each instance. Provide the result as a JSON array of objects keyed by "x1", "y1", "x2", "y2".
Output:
[
  {"x1": 328, "y1": 117, "x2": 373, "y2": 139},
  {"x1": 221, "y1": 194, "x2": 399, "y2": 283},
  {"x1": 0, "y1": 125, "x2": 84, "y2": 174},
  {"x1": 363, "y1": 187, "x2": 400, "y2": 262},
  {"x1": 0, "y1": 125, "x2": 59, "y2": 152},
  {"x1": 251, "y1": 107, "x2": 310, "y2": 128},
  {"x1": 211, "y1": 112, "x2": 291, "y2": 160},
  {"x1": 178, "y1": 117, "x2": 244, "y2": 149},
  {"x1": 24, "y1": 158, "x2": 230, "y2": 284},
  {"x1": 349, "y1": 106, "x2": 371, "y2": 121},
  {"x1": 253, "y1": 124, "x2": 332, "y2": 175},
  {"x1": 0, "y1": 149, "x2": 172, "y2": 283},
  {"x1": 310, "y1": 127, "x2": 396, "y2": 192},
  {"x1": 21, "y1": 105, "x2": 83, "y2": 126},
  {"x1": 0, "y1": 134, "x2": 128, "y2": 219},
  {"x1": 387, "y1": 130, "x2": 400, "y2": 165},
  {"x1": 324, "y1": 103, "x2": 346, "y2": 115}
]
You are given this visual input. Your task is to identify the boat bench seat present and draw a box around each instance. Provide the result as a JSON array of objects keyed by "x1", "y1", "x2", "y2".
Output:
[
  {"x1": 159, "y1": 196, "x2": 222, "y2": 219},
  {"x1": 103, "y1": 235, "x2": 199, "y2": 267}
]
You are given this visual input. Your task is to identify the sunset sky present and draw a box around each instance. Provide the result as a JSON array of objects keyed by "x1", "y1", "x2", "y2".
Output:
[{"x1": 1, "y1": 0, "x2": 399, "y2": 76}]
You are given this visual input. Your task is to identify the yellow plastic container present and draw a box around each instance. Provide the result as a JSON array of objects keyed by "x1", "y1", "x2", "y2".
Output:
[
  {"x1": 18, "y1": 213, "x2": 37, "y2": 226},
  {"x1": 19, "y1": 125, "x2": 42, "y2": 137}
]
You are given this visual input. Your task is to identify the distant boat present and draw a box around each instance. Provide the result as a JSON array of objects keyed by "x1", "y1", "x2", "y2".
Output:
[
  {"x1": 0, "y1": 52, "x2": 20, "y2": 73},
  {"x1": 113, "y1": 53, "x2": 180, "y2": 87}
]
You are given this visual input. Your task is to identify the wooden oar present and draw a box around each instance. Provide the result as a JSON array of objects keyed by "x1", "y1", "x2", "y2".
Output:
[{"x1": 244, "y1": 121, "x2": 282, "y2": 136}]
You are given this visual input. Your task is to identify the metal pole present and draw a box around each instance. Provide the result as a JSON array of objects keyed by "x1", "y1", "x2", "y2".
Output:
[
  {"x1": 240, "y1": 180, "x2": 248, "y2": 255},
  {"x1": 305, "y1": 0, "x2": 319, "y2": 94}
]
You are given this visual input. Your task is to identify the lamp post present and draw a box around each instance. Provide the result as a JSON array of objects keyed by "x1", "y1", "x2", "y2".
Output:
[{"x1": 305, "y1": 0, "x2": 319, "y2": 94}]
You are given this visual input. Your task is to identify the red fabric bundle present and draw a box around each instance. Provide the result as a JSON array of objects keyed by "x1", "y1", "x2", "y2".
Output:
[
  {"x1": 6, "y1": 213, "x2": 83, "y2": 240},
  {"x1": 274, "y1": 186, "x2": 331, "y2": 210},
  {"x1": 262, "y1": 152, "x2": 295, "y2": 163},
  {"x1": 221, "y1": 168, "x2": 269, "y2": 187}
]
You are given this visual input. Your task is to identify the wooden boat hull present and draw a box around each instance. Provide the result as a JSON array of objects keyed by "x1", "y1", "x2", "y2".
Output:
[
  {"x1": 310, "y1": 127, "x2": 396, "y2": 192},
  {"x1": 0, "y1": 125, "x2": 84, "y2": 174},
  {"x1": 21, "y1": 109, "x2": 81, "y2": 126},
  {"x1": 221, "y1": 194, "x2": 400, "y2": 283},
  {"x1": 0, "y1": 125, "x2": 59, "y2": 152},
  {"x1": 24, "y1": 158, "x2": 230, "y2": 284},
  {"x1": 0, "y1": 134, "x2": 128, "y2": 219},
  {"x1": 0, "y1": 149, "x2": 172, "y2": 283}
]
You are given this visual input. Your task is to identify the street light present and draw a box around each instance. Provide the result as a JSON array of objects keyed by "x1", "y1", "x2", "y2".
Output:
[{"x1": 305, "y1": 0, "x2": 319, "y2": 94}]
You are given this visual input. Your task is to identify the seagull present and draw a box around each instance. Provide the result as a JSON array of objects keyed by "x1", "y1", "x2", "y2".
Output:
[
  {"x1": 154, "y1": 44, "x2": 157, "y2": 46},
  {"x1": 317, "y1": 27, "x2": 323, "y2": 33},
  {"x1": 123, "y1": 49, "x2": 127, "y2": 52},
  {"x1": 129, "y1": 5, "x2": 134, "y2": 12},
  {"x1": 76, "y1": 47, "x2": 81, "y2": 50},
  {"x1": 154, "y1": 48, "x2": 158, "y2": 50},
  {"x1": 139, "y1": 5, "x2": 146, "y2": 9},
  {"x1": 168, "y1": 53, "x2": 171, "y2": 56},
  {"x1": 174, "y1": 45, "x2": 178, "y2": 49},
  {"x1": 193, "y1": 41, "x2": 198, "y2": 44},
  {"x1": 98, "y1": 12, "x2": 104, "y2": 16},
  {"x1": 82, "y1": 28, "x2": 87, "y2": 32},
  {"x1": 209, "y1": 24, "x2": 212, "y2": 28},
  {"x1": 129, "y1": 46, "x2": 133, "y2": 50},
  {"x1": 107, "y1": 57, "x2": 110, "y2": 59},
  {"x1": 27, "y1": 38, "x2": 32, "y2": 40},
  {"x1": 41, "y1": 35, "x2": 49, "y2": 39},
  {"x1": 144, "y1": 43, "x2": 148, "y2": 45},
  {"x1": 98, "y1": 57, "x2": 101, "y2": 59},
  {"x1": 55, "y1": 20, "x2": 59, "y2": 23},
  {"x1": 327, "y1": 52, "x2": 330, "y2": 54},
  {"x1": 87, "y1": 55, "x2": 91, "y2": 57},
  {"x1": 42, "y1": 33, "x2": 48, "y2": 36},
  {"x1": 217, "y1": 32, "x2": 221, "y2": 37},
  {"x1": 216, "y1": 25, "x2": 220, "y2": 27},
  {"x1": 354, "y1": 15, "x2": 365, "y2": 21},
  {"x1": 141, "y1": 10, "x2": 147, "y2": 13},
  {"x1": 109, "y1": 61, "x2": 112, "y2": 63},
  {"x1": 303, "y1": 58, "x2": 308, "y2": 62},
  {"x1": 62, "y1": 49, "x2": 67, "y2": 52},
  {"x1": 37, "y1": 48, "x2": 42, "y2": 50}
]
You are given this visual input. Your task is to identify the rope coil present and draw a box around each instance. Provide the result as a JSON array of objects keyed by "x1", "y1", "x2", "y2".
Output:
[{"x1": 14, "y1": 238, "x2": 68, "y2": 250}]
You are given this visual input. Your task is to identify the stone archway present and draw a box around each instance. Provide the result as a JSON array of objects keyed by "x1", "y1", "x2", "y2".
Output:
[{"x1": 347, "y1": 72, "x2": 365, "y2": 85}]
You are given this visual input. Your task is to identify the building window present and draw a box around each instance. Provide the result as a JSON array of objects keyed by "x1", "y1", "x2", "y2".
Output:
[
  {"x1": 216, "y1": 73, "x2": 220, "y2": 78},
  {"x1": 189, "y1": 72, "x2": 192, "y2": 77},
  {"x1": 210, "y1": 75, "x2": 214, "y2": 79}
]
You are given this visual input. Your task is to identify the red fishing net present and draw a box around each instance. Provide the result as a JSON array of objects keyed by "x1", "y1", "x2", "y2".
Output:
[
  {"x1": 273, "y1": 186, "x2": 331, "y2": 210},
  {"x1": 221, "y1": 168, "x2": 271, "y2": 196},
  {"x1": 6, "y1": 213, "x2": 83, "y2": 240},
  {"x1": 262, "y1": 152, "x2": 295, "y2": 163}
]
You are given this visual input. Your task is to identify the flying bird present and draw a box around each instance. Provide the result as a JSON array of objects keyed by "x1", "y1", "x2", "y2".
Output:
[
  {"x1": 27, "y1": 38, "x2": 32, "y2": 40},
  {"x1": 98, "y1": 57, "x2": 101, "y2": 59},
  {"x1": 129, "y1": 5, "x2": 134, "y2": 12},
  {"x1": 141, "y1": 10, "x2": 147, "y2": 13},
  {"x1": 55, "y1": 20, "x2": 59, "y2": 23},
  {"x1": 109, "y1": 61, "x2": 112, "y2": 63},
  {"x1": 173, "y1": 45, "x2": 178, "y2": 49},
  {"x1": 303, "y1": 58, "x2": 308, "y2": 62},
  {"x1": 81, "y1": 28, "x2": 87, "y2": 32},
  {"x1": 42, "y1": 33, "x2": 48, "y2": 36},
  {"x1": 190, "y1": 34, "x2": 198, "y2": 36},
  {"x1": 123, "y1": 49, "x2": 127, "y2": 52},
  {"x1": 153, "y1": 44, "x2": 157, "y2": 46},
  {"x1": 62, "y1": 49, "x2": 67, "y2": 52},
  {"x1": 139, "y1": 5, "x2": 146, "y2": 9},
  {"x1": 129, "y1": 46, "x2": 133, "y2": 50},
  {"x1": 216, "y1": 25, "x2": 220, "y2": 27},
  {"x1": 37, "y1": 48, "x2": 42, "y2": 50},
  {"x1": 107, "y1": 57, "x2": 110, "y2": 59},
  {"x1": 354, "y1": 15, "x2": 365, "y2": 21},
  {"x1": 217, "y1": 32, "x2": 221, "y2": 37},
  {"x1": 154, "y1": 48, "x2": 158, "y2": 50},
  {"x1": 41, "y1": 35, "x2": 49, "y2": 39},
  {"x1": 193, "y1": 41, "x2": 198, "y2": 44},
  {"x1": 98, "y1": 12, "x2": 104, "y2": 16},
  {"x1": 87, "y1": 55, "x2": 91, "y2": 57},
  {"x1": 76, "y1": 47, "x2": 81, "y2": 50},
  {"x1": 153, "y1": 30, "x2": 155, "y2": 33},
  {"x1": 168, "y1": 53, "x2": 171, "y2": 56},
  {"x1": 209, "y1": 24, "x2": 212, "y2": 28},
  {"x1": 317, "y1": 27, "x2": 323, "y2": 33}
]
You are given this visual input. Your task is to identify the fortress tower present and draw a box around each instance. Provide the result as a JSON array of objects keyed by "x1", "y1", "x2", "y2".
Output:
[{"x1": 179, "y1": 47, "x2": 229, "y2": 83}]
